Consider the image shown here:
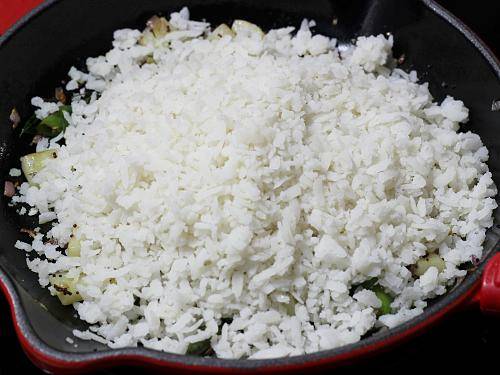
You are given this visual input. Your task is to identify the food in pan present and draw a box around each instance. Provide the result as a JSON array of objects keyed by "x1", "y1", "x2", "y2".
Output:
[{"x1": 8, "y1": 8, "x2": 496, "y2": 359}]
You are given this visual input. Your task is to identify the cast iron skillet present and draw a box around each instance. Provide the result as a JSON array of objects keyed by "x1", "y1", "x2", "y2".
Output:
[{"x1": 1, "y1": 0, "x2": 500, "y2": 373}]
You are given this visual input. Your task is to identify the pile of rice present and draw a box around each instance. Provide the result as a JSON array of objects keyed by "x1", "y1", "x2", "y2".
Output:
[{"x1": 11, "y1": 8, "x2": 497, "y2": 359}]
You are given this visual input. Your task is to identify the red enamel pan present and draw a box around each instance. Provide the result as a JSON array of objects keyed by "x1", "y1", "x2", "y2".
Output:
[{"x1": 0, "y1": 0, "x2": 499, "y2": 373}]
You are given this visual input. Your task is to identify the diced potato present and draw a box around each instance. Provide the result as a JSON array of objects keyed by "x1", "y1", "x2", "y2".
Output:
[
  {"x1": 66, "y1": 236, "x2": 81, "y2": 257},
  {"x1": 49, "y1": 272, "x2": 82, "y2": 305},
  {"x1": 209, "y1": 24, "x2": 235, "y2": 40},
  {"x1": 20, "y1": 149, "x2": 57, "y2": 184},
  {"x1": 139, "y1": 16, "x2": 171, "y2": 46},
  {"x1": 138, "y1": 30, "x2": 154, "y2": 46},
  {"x1": 145, "y1": 55, "x2": 156, "y2": 64},
  {"x1": 139, "y1": 30, "x2": 154, "y2": 46},
  {"x1": 414, "y1": 253, "x2": 446, "y2": 276},
  {"x1": 231, "y1": 20, "x2": 264, "y2": 38},
  {"x1": 146, "y1": 15, "x2": 171, "y2": 38},
  {"x1": 285, "y1": 301, "x2": 295, "y2": 316}
]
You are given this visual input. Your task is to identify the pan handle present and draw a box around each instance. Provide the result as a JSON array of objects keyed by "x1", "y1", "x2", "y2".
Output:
[
  {"x1": 0, "y1": 0, "x2": 44, "y2": 34},
  {"x1": 478, "y1": 252, "x2": 500, "y2": 315}
]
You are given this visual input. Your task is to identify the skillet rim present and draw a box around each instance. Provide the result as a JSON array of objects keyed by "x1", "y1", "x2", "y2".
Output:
[{"x1": 0, "y1": 0, "x2": 499, "y2": 371}]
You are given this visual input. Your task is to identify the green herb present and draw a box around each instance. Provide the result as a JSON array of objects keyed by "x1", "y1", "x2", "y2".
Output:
[
  {"x1": 349, "y1": 277, "x2": 377, "y2": 296},
  {"x1": 20, "y1": 114, "x2": 39, "y2": 136},
  {"x1": 20, "y1": 105, "x2": 72, "y2": 137},
  {"x1": 82, "y1": 92, "x2": 93, "y2": 104},
  {"x1": 372, "y1": 285, "x2": 393, "y2": 316},
  {"x1": 36, "y1": 105, "x2": 72, "y2": 136},
  {"x1": 360, "y1": 277, "x2": 377, "y2": 290},
  {"x1": 357, "y1": 278, "x2": 393, "y2": 316},
  {"x1": 186, "y1": 339, "x2": 212, "y2": 356}
]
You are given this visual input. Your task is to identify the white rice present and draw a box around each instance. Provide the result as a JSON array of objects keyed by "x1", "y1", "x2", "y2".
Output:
[
  {"x1": 12, "y1": 7, "x2": 497, "y2": 359},
  {"x1": 9, "y1": 168, "x2": 21, "y2": 177}
]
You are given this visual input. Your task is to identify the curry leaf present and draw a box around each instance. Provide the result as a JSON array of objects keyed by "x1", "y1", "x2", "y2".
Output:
[
  {"x1": 19, "y1": 114, "x2": 39, "y2": 136},
  {"x1": 186, "y1": 339, "x2": 212, "y2": 356},
  {"x1": 20, "y1": 105, "x2": 72, "y2": 137},
  {"x1": 36, "y1": 105, "x2": 72, "y2": 137}
]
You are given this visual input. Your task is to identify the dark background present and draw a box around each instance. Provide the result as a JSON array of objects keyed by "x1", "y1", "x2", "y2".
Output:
[{"x1": 1, "y1": 1, "x2": 499, "y2": 374}]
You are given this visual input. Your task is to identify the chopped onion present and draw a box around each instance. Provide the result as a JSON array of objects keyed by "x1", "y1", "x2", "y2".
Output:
[
  {"x1": 3, "y1": 181, "x2": 15, "y2": 197},
  {"x1": 9, "y1": 108, "x2": 21, "y2": 128}
]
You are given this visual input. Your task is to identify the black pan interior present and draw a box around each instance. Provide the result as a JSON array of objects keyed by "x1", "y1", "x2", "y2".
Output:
[{"x1": 0, "y1": 0, "x2": 499, "y2": 365}]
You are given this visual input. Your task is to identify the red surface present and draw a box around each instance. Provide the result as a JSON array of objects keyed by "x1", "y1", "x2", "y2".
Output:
[
  {"x1": 1, "y1": 0, "x2": 500, "y2": 373},
  {"x1": 0, "y1": 0, "x2": 45, "y2": 35},
  {"x1": 480, "y1": 253, "x2": 500, "y2": 314}
]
